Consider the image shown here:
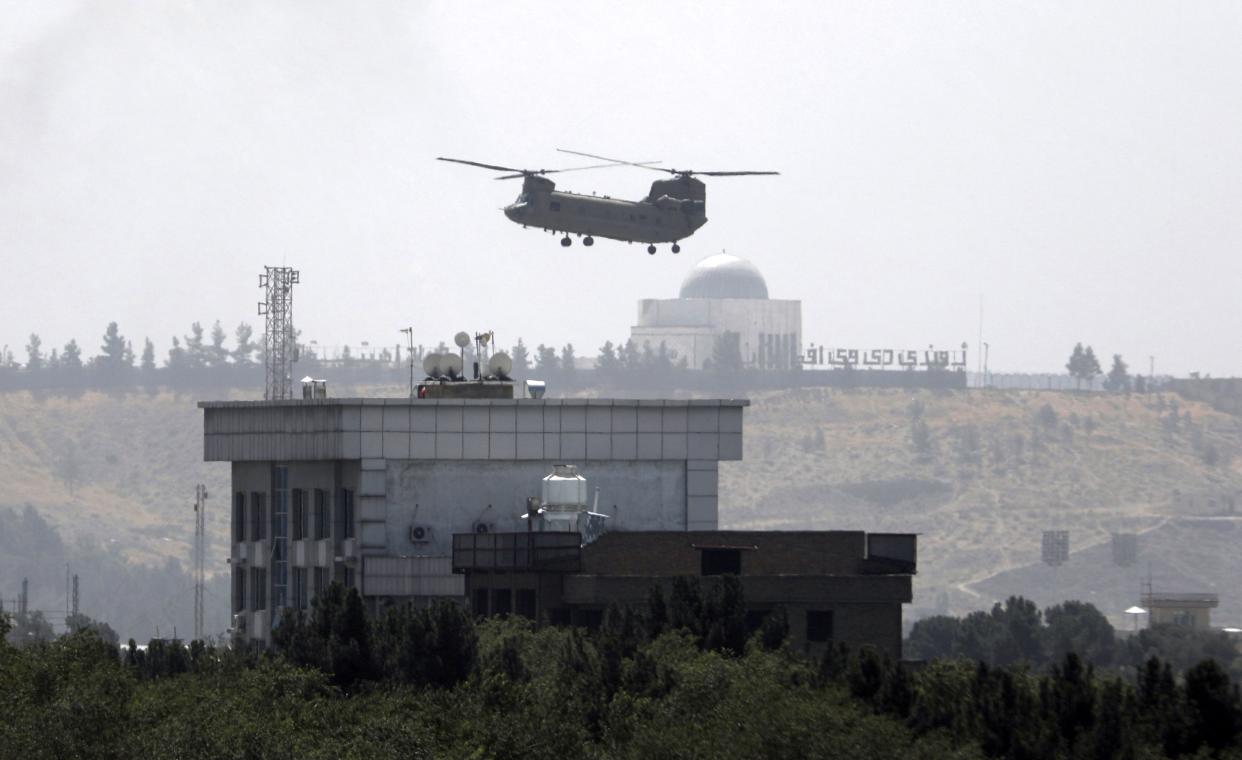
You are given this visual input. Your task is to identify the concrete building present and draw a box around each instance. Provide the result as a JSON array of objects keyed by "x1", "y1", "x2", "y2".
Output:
[
  {"x1": 201, "y1": 395, "x2": 747, "y2": 643},
  {"x1": 630, "y1": 253, "x2": 801, "y2": 370},
  {"x1": 1142, "y1": 592, "x2": 1220, "y2": 630},
  {"x1": 453, "y1": 530, "x2": 917, "y2": 658}
]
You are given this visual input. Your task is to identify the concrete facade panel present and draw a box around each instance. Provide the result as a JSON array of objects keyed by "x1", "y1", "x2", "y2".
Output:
[
  {"x1": 611, "y1": 433, "x2": 637, "y2": 460},
  {"x1": 359, "y1": 497, "x2": 386, "y2": 520},
  {"x1": 361, "y1": 432, "x2": 383, "y2": 459},
  {"x1": 516, "y1": 406, "x2": 542, "y2": 433},
  {"x1": 342, "y1": 432, "x2": 361, "y2": 459},
  {"x1": 662, "y1": 406, "x2": 687, "y2": 432},
  {"x1": 542, "y1": 433, "x2": 561, "y2": 459},
  {"x1": 411, "y1": 407, "x2": 436, "y2": 433},
  {"x1": 688, "y1": 433, "x2": 719, "y2": 459},
  {"x1": 662, "y1": 433, "x2": 687, "y2": 459},
  {"x1": 686, "y1": 469, "x2": 717, "y2": 497},
  {"x1": 542, "y1": 406, "x2": 562, "y2": 432},
  {"x1": 586, "y1": 433, "x2": 611, "y2": 459},
  {"x1": 561, "y1": 433, "x2": 585, "y2": 459},
  {"x1": 361, "y1": 407, "x2": 384, "y2": 432},
  {"x1": 342, "y1": 406, "x2": 361, "y2": 432},
  {"x1": 490, "y1": 433, "x2": 516, "y2": 460},
  {"x1": 412, "y1": 433, "x2": 435, "y2": 459},
  {"x1": 360, "y1": 470, "x2": 386, "y2": 496},
  {"x1": 516, "y1": 433, "x2": 543, "y2": 459},
  {"x1": 720, "y1": 407, "x2": 743, "y2": 434},
  {"x1": 435, "y1": 433, "x2": 463, "y2": 459},
  {"x1": 489, "y1": 407, "x2": 516, "y2": 433},
  {"x1": 688, "y1": 406, "x2": 719, "y2": 432},
  {"x1": 383, "y1": 407, "x2": 410, "y2": 432},
  {"x1": 636, "y1": 433, "x2": 662, "y2": 459},
  {"x1": 463, "y1": 407, "x2": 489, "y2": 433},
  {"x1": 561, "y1": 406, "x2": 586, "y2": 432},
  {"x1": 436, "y1": 406, "x2": 463, "y2": 432},
  {"x1": 686, "y1": 495, "x2": 718, "y2": 526},
  {"x1": 611, "y1": 407, "x2": 637, "y2": 433},
  {"x1": 636, "y1": 407, "x2": 663, "y2": 433},
  {"x1": 586, "y1": 407, "x2": 611, "y2": 433},
  {"x1": 719, "y1": 433, "x2": 742, "y2": 460},
  {"x1": 462, "y1": 433, "x2": 489, "y2": 459},
  {"x1": 361, "y1": 522, "x2": 386, "y2": 548},
  {"x1": 383, "y1": 432, "x2": 410, "y2": 459}
]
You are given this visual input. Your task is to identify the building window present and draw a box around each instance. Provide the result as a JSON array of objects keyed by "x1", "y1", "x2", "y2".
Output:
[
  {"x1": 492, "y1": 589, "x2": 512, "y2": 616},
  {"x1": 338, "y1": 489, "x2": 355, "y2": 539},
  {"x1": 473, "y1": 588, "x2": 489, "y2": 616},
  {"x1": 1172, "y1": 610, "x2": 1194, "y2": 627},
  {"x1": 313, "y1": 567, "x2": 327, "y2": 600},
  {"x1": 233, "y1": 493, "x2": 246, "y2": 542},
  {"x1": 701, "y1": 549, "x2": 741, "y2": 576},
  {"x1": 313, "y1": 489, "x2": 328, "y2": 539},
  {"x1": 252, "y1": 568, "x2": 267, "y2": 611},
  {"x1": 806, "y1": 610, "x2": 834, "y2": 643},
  {"x1": 233, "y1": 567, "x2": 246, "y2": 613},
  {"x1": 292, "y1": 567, "x2": 308, "y2": 610},
  {"x1": 515, "y1": 589, "x2": 537, "y2": 619},
  {"x1": 292, "y1": 489, "x2": 307, "y2": 540},
  {"x1": 250, "y1": 493, "x2": 266, "y2": 540}
]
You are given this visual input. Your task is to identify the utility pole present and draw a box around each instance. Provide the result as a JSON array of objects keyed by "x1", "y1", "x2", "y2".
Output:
[
  {"x1": 193, "y1": 484, "x2": 208, "y2": 640},
  {"x1": 19, "y1": 577, "x2": 28, "y2": 616},
  {"x1": 72, "y1": 574, "x2": 79, "y2": 617},
  {"x1": 401, "y1": 327, "x2": 415, "y2": 398},
  {"x1": 983, "y1": 342, "x2": 990, "y2": 388}
]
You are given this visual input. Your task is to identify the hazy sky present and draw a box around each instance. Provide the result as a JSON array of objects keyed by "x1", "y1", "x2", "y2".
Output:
[{"x1": 3, "y1": 1, "x2": 1241, "y2": 376}]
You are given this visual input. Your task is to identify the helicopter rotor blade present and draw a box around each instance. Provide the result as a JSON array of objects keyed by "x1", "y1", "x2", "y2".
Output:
[
  {"x1": 437, "y1": 157, "x2": 525, "y2": 173},
  {"x1": 493, "y1": 161, "x2": 662, "y2": 180},
  {"x1": 556, "y1": 148, "x2": 668, "y2": 173},
  {"x1": 692, "y1": 170, "x2": 780, "y2": 177}
]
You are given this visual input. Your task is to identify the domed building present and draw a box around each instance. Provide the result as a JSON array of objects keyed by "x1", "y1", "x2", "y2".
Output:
[{"x1": 629, "y1": 253, "x2": 801, "y2": 370}]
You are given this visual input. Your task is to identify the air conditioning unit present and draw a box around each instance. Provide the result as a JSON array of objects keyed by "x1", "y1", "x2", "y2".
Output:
[
  {"x1": 231, "y1": 613, "x2": 246, "y2": 633},
  {"x1": 233, "y1": 543, "x2": 248, "y2": 564},
  {"x1": 472, "y1": 521, "x2": 495, "y2": 535},
  {"x1": 409, "y1": 524, "x2": 434, "y2": 543},
  {"x1": 336, "y1": 538, "x2": 358, "y2": 563}
]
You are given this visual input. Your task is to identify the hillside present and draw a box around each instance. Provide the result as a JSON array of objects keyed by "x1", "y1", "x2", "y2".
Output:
[
  {"x1": 3, "y1": 384, "x2": 1240, "y2": 631},
  {"x1": 718, "y1": 387, "x2": 1242, "y2": 624}
]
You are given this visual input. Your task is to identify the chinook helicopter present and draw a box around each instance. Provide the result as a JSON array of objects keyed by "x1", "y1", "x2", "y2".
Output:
[{"x1": 437, "y1": 149, "x2": 778, "y2": 255}]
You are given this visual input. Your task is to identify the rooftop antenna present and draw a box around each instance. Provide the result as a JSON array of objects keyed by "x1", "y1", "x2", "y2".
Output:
[
  {"x1": 400, "y1": 327, "x2": 415, "y2": 398},
  {"x1": 259, "y1": 266, "x2": 300, "y2": 400}
]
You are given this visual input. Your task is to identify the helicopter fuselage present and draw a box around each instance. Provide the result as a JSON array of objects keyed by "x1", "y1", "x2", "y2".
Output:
[{"x1": 503, "y1": 175, "x2": 707, "y2": 244}]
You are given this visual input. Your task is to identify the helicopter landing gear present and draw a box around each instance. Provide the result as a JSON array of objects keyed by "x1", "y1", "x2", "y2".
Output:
[
  {"x1": 583, "y1": 236, "x2": 594, "y2": 247},
  {"x1": 671, "y1": 243, "x2": 681, "y2": 254},
  {"x1": 647, "y1": 245, "x2": 657, "y2": 255},
  {"x1": 561, "y1": 236, "x2": 572, "y2": 247}
]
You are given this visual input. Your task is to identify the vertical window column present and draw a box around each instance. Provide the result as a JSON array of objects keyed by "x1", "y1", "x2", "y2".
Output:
[
  {"x1": 271, "y1": 466, "x2": 289, "y2": 611},
  {"x1": 233, "y1": 493, "x2": 246, "y2": 542}
]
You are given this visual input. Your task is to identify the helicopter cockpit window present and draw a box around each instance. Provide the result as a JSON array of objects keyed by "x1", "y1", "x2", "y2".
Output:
[{"x1": 516, "y1": 192, "x2": 529, "y2": 204}]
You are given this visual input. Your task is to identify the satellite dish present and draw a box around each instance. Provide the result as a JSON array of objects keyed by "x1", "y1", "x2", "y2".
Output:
[
  {"x1": 443, "y1": 353, "x2": 464, "y2": 376},
  {"x1": 422, "y1": 353, "x2": 443, "y2": 377},
  {"x1": 454, "y1": 331, "x2": 471, "y2": 348},
  {"x1": 488, "y1": 351, "x2": 513, "y2": 378}
]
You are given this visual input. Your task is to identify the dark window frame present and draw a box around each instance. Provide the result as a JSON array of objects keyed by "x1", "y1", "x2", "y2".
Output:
[
  {"x1": 291, "y1": 489, "x2": 307, "y2": 540},
  {"x1": 700, "y1": 548, "x2": 742, "y2": 576},
  {"x1": 233, "y1": 492, "x2": 246, "y2": 542},
  {"x1": 806, "y1": 610, "x2": 834, "y2": 643}
]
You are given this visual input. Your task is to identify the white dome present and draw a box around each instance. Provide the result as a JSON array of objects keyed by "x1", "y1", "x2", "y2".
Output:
[{"x1": 678, "y1": 253, "x2": 769, "y2": 299}]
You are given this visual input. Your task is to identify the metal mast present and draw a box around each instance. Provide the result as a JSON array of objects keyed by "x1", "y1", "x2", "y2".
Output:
[
  {"x1": 193, "y1": 484, "x2": 208, "y2": 640},
  {"x1": 259, "y1": 267, "x2": 300, "y2": 400}
]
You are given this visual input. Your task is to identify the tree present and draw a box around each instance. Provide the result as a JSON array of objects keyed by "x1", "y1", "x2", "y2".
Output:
[
  {"x1": 1104, "y1": 354, "x2": 1130, "y2": 393},
  {"x1": 560, "y1": 344, "x2": 576, "y2": 374},
  {"x1": 208, "y1": 321, "x2": 229, "y2": 367},
  {"x1": 99, "y1": 322, "x2": 127, "y2": 368},
  {"x1": 24, "y1": 334, "x2": 43, "y2": 371},
  {"x1": 535, "y1": 344, "x2": 559, "y2": 372},
  {"x1": 510, "y1": 339, "x2": 530, "y2": 376},
  {"x1": 596, "y1": 341, "x2": 620, "y2": 376},
  {"x1": 61, "y1": 339, "x2": 83, "y2": 371},
  {"x1": 1065, "y1": 343, "x2": 1101, "y2": 390},
  {"x1": 140, "y1": 338, "x2": 156, "y2": 373},
  {"x1": 165, "y1": 337, "x2": 186, "y2": 372},
  {"x1": 184, "y1": 322, "x2": 206, "y2": 369},
  {"x1": 233, "y1": 323, "x2": 257, "y2": 366},
  {"x1": 618, "y1": 339, "x2": 640, "y2": 371},
  {"x1": 1043, "y1": 600, "x2": 1115, "y2": 667}
]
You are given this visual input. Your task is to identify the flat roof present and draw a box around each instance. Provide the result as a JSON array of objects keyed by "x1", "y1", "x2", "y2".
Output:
[{"x1": 199, "y1": 397, "x2": 750, "y2": 409}]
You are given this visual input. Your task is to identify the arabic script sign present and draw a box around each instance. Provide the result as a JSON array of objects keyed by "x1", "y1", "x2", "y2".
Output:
[{"x1": 802, "y1": 343, "x2": 969, "y2": 370}]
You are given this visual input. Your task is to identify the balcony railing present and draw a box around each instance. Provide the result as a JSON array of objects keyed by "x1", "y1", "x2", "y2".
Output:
[{"x1": 452, "y1": 532, "x2": 581, "y2": 573}]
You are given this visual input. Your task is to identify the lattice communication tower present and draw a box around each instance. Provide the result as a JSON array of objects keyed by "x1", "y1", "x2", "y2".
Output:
[{"x1": 259, "y1": 267, "x2": 300, "y2": 400}]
